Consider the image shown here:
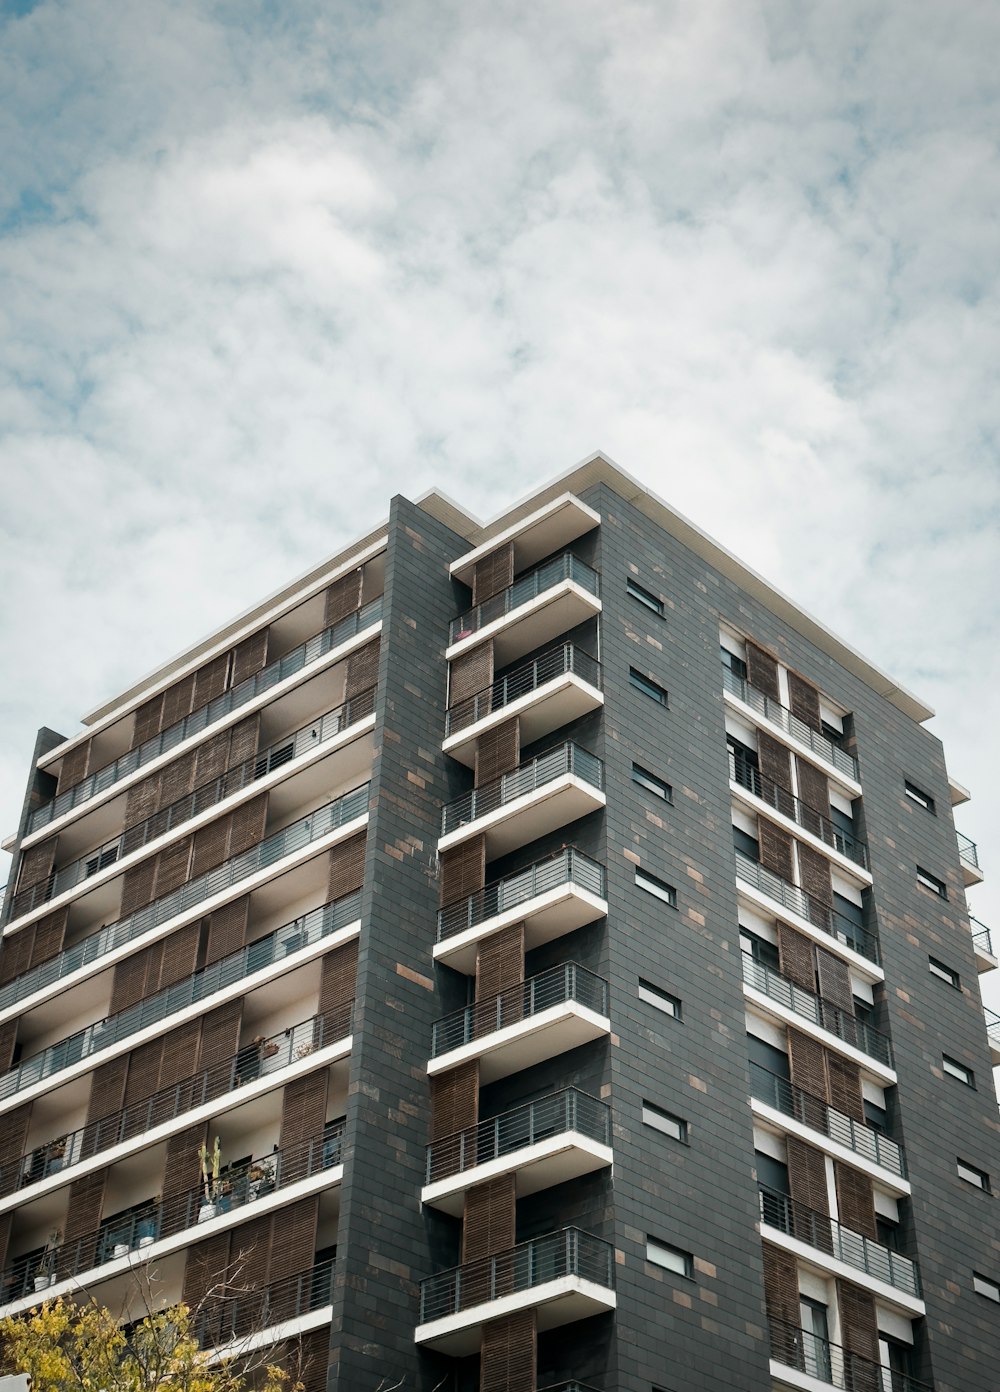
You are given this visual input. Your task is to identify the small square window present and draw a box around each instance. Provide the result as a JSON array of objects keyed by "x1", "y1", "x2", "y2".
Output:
[
  {"x1": 636, "y1": 867, "x2": 677, "y2": 907},
  {"x1": 633, "y1": 764, "x2": 672, "y2": 802},
  {"x1": 917, "y1": 867, "x2": 948, "y2": 899},
  {"x1": 942, "y1": 1055, "x2": 975, "y2": 1088},
  {"x1": 957, "y1": 1159, "x2": 990, "y2": 1192},
  {"x1": 905, "y1": 781, "x2": 935, "y2": 814},
  {"x1": 630, "y1": 667, "x2": 669, "y2": 707},
  {"x1": 973, "y1": 1273, "x2": 1000, "y2": 1302},
  {"x1": 642, "y1": 1102, "x2": 688, "y2": 1143},
  {"x1": 638, "y1": 980, "x2": 681, "y2": 1019},
  {"x1": 627, "y1": 578, "x2": 665, "y2": 617},
  {"x1": 646, "y1": 1237, "x2": 693, "y2": 1278},
  {"x1": 928, "y1": 957, "x2": 960, "y2": 989}
]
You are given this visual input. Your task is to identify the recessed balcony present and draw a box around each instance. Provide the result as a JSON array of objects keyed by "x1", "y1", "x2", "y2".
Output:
[
  {"x1": 194, "y1": 1259, "x2": 335, "y2": 1349},
  {"x1": 735, "y1": 852, "x2": 880, "y2": 971},
  {"x1": 435, "y1": 848, "x2": 607, "y2": 975},
  {"x1": 758, "y1": 1186, "x2": 922, "y2": 1308},
  {"x1": 723, "y1": 668, "x2": 860, "y2": 786},
  {"x1": 447, "y1": 552, "x2": 602, "y2": 666},
  {"x1": 729, "y1": 751, "x2": 869, "y2": 872},
  {"x1": 422, "y1": 1088, "x2": 612, "y2": 1216},
  {"x1": 428, "y1": 963, "x2": 610, "y2": 1084},
  {"x1": 415, "y1": 1227, "x2": 615, "y2": 1355},
  {"x1": 438, "y1": 744, "x2": 605, "y2": 858},
  {"x1": 768, "y1": 1317, "x2": 934, "y2": 1392},
  {"x1": 957, "y1": 831, "x2": 984, "y2": 886},
  {"x1": 984, "y1": 1007, "x2": 1000, "y2": 1065},
  {"x1": 970, "y1": 917, "x2": 997, "y2": 974},
  {"x1": 449, "y1": 494, "x2": 601, "y2": 589},
  {"x1": 443, "y1": 645, "x2": 603, "y2": 768},
  {"x1": 27, "y1": 598, "x2": 383, "y2": 837},
  {"x1": 742, "y1": 955, "x2": 894, "y2": 1077}
]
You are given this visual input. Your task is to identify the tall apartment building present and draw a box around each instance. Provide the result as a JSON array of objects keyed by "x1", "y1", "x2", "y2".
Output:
[{"x1": 0, "y1": 454, "x2": 997, "y2": 1392}]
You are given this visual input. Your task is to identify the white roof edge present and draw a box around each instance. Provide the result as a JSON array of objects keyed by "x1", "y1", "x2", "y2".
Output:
[
  {"x1": 447, "y1": 492, "x2": 602, "y2": 578},
  {"x1": 418, "y1": 450, "x2": 935, "y2": 725}
]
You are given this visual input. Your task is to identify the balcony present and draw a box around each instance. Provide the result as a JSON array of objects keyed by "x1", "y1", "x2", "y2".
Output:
[
  {"x1": 985, "y1": 1007, "x2": 1000, "y2": 1065},
  {"x1": 2, "y1": 1130, "x2": 343, "y2": 1308},
  {"x1": 758, "y1": 1186, "x2": 921, "y2": 1302},
  {"x1": 0, "y1": 783, "x2": 370, "y2": 1018},
  {"x1": 0, "y1": 892, "x2": 360, "y2": 1106},
  {"x1": 750, "y1": 1064, "x2": 906, "y2": 1182},
  {"x1": 768, "y1": 1318, "x2": 933, "y2": 1392},
  {"x1": 723, "y1": 669, "x2": 859, "y2": 784},
  {"x1": 194, "y1": 1259, "x2": 335, "y2": 1348},
  {"x1": 428, "y1": 963, "x2": 610, "y2": 1083},
  {"x1": 27, "y1": 598, "x2": 383, "y2": 836},
  {"x1": 729, "y1": 752, "x2": 869, "y2": 872},
  {"x1": 735, "y1": 852, "x2": 880, "y2": 969},
  {"x1": 448, "y1": 552, "x2": 601, "y2": 665},
  {"x1": 415, "y1": 1227, "x2": 615, "y2": 1355},
  {"x1": 422, "y1": 1088, "x2": 612, "y2": 1216},
  {"x1": 742, "y1": 955, "x2": 894, "y2": 1073},
  {"x1": 7, "y1": 1003, "x2": 353, "y2": 1203},
  {"x1": 439, "y1": 744, "x2": 605, "y2": 857},
  {"x1": 10, "y1": 692, "x2": 375, "y2": 925},
  {"x1": 957, "y1": 831, "x2": 984, "y2": 886},
  {"x1": 435, "y1": 848, "x2": 607, "y2": 974},
  {"x1": 443, "y1": 645, "x2": 603, "y2": 767},
  {"x1": 971, "y1": 917, "x2": 996, "y2": 974}
]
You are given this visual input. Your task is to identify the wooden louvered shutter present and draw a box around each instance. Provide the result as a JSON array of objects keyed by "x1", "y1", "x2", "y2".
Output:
[
  {"x1": 16, "y1": 841, "x2": 56, "y2": 896},
  {"x1": 463, "y1": 1174, "x2": 516, "y2": 1263},
  {"x1": 324, "y1": 570, "x2": 363, "y2": 626},
  {"x1": 788, "y1": 672, "x2": 822, "y2": 732},
  {"x1": 279, "y1": 1073, "x2": 329, "y2": 1171},
  {"x1": 328, "y1": 832, "x2": 366, "y2": 901},
  {"x1": 837, "y1": 1279, "x2": 880, "y2": 1390},
  {"x1": 835, "y1": 1162, "x2": 877, "y2": 1239},
  {"x1": 472, "y1": 544, "x2": 514, "y2": 605},
  {"x1": 777, "y1": 924, "x2": 815, "y2": 992},
  {"x1": 0, "y1": 1022, "x2": 18, "y2": 1073},
  {"x1": 123, "y1": 1040, "x2": 164, "y2": 1122},
  {"x1": 199, "y1": 1001, "x2": 244, "y2": 1100},
  {"x1": 28, "y1": 907, "x2": 68, "y2": 968},
  {"x1": 190, "y1": 812, "x2": 233, "y2": 880},
  {"x1": 795, "y1": 756, "x2": 829, "y2": 834},
  {"x1": 798, "y1": 841, "x2": 833, "y2": 908},
  {"x1": 475, "y1": 719, "x2": 519, "y2": 787},
  {"x1": 157, "y1": 1017, "x2": 203, "y2": 1101},
  {"x1": 440, "y1": 835, "x2": 486, "y2": 905},
  {"x1": 109, "y1": 946, "x2": 158, "y2": 1016},
  {"x1": 0, "y1": 927, "x2": 34, "y2": 987},
  {"x1": 158, "y1": 749, "x2": 197, "y2": 809},
  {"x1": 788, "y1": 1029, "x2": 829, "y2": 1110},
  {"x1": 194, "y1": 730, "x2": 233, "y2": 789},
  {"x1": 0, "y1": 1105, "x2": 32, "y2": 1199},
  {"x1": 826, "y1": 1053, "x2": 865, "y2": 1124},
  {"x1": 762, "y1": 1241, "x2": 800, "y2": 1365},
  {"x1": 124, "y1": 774, "x2": 160, "y2": 835},
  {"x1": 58, "y1": 740, "x2": 92, "y2": 792},
  {"x1": 205, "y1": 897, "x2": 249, "y2": 965},
  {"x1": 183, "y1": 1231, "x2": 232, "y2": 1308},
  {"x1": 450, "y1": 645, "x2": 494, "y2": 710},
  {"x1": 161, "y1": 673, "x2": 196, "y2": 731},
  {"x1": 431, "y1": 1060, "x2": 479, "y2": 1141},
  {"x1": 153, "y1": 834, "x2": 194, "y2": 897},
  {"x1": 758, "y1": 821, "x2": 794, "y2": 883},
  {"x1": 85, "y1": 1057, "x2": 129, "y2": 1155},
  {"x1": 475, "y1": 922, "x2": 524, "y2": 1029},
  {"x1": 132, "y1": 694, "x2": 165, "y2": 748},
  {"x1": 815, "y1": 948, "x2": 856, "y2": 1045},
  {"x1": 229, "y1": 716, "x2": 261, "y2": 773},
  {"x1": 59, "y1": 1170, "x2": 107, "y2": 1277},
  {"x1": 231, "y1": 629, "x2": 269, "y2": 687},
  {"x1": 228, "y1": 793, "x2": 267, "y2": 857},
  {"x1": 155, "y1": 920, "x2": 199, "y2": 988},
  {"x1": 269, "y1": 1196, "x2": 318, "y2": 1289},
  {"x1": 298, "y1": 1327, "x2": 331, "y2": 1392},
  {"x1": 345, "y1": 638, "x2": 380, "y2": 699},
  {"x1": 193, "y1": 652, "x2": 230, "y2": 707},
  {"x1": 746, "y1": 642, "x2": 780, "y2": 701},
  {"x1": 0, "y1": 1215, "x2": 12, "y2": 1274},
  {"x1": 786, "y1": 1136, "x2": 830, "y2": 1244},
  {"x1": 318, "y1": 940, "x2": 358, "y2": 1038},
  {"x1": 758, "y1": 730, "x2": 791, "y2": 790},
  {"x1": 121, "y1": 857, "x2": 158, "y2": 917},
  {"x1": 161, "y1": 1122, "x2": 207, "y2": 1237},
  {"x1": 480, "y1": 1309, "x2": 537, "y2": 1392}
]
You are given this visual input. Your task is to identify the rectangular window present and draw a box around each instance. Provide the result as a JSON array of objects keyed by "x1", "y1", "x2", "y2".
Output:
[
  {"x1": 646, "y1": 1238, "x2": 693, "y2": 1278},
  {"x1": 905, "y1": 780, "x2": 935, "y2": 814},
  {"x1": 928, "y1": 957, "x2": 960, "y2": 989},
  {"x1": 636, "y1": 867, "x2": 677, "y2": 907},
  {"x1": 627, "y1": 577, "x2": 665, "y2": 616},
  {"x1": 974, "y1": 1273, "x2": 1000, "y2": 1302},
  {"x1": 943, "y1": 1055, "x2": 975, "y2": 1088},
  {"x1": 630, "y1": 667, "x2": 669, "y2": 706},
  {"x1": 633, "y1": 763, "x2": 672, "y2": 802},
  {"x1": 917, "y1": 867, "x2": 948, "y2": 899},
  {"x1": 958, "y1": 1159, "x2": 990, "y2": 1192},
  {"x1": 642, "y1": 1102, "x2": 688, "y2": 1143},
  {"x1": 720, "y1": 646, "x2": 747, "y2": 681},
  {"x1": 638, "y1": 980, "x2": 681, "y2": 1019}
]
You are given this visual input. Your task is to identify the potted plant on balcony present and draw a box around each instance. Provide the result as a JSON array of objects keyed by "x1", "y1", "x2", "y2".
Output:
[
  {"x1": 32, "y1": 1230, "x2": 60, "y2": 1291},
  {"x1": 136, "y1": 1207, "x2": 158, "y2": 1248},
  {"x1": 197, "y1": 1137, "x2": 222, "y2": 1222},
  {"x1": 247, "y1": 1159, "x2": 275, "y2": 1202}
]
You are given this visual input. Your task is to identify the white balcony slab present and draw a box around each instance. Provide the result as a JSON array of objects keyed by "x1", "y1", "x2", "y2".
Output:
[
  {"x1": 450, "y1": 494, "x2": 600, "y2": 586},
  {"x1": 422, "y1": 1132, "x2": 613, "y2": 1217},
  {"x1": 434, "y1": 883, "x2": 608, "y2": 976},
  {"x1": 446, "y1": 582, "x2": 602, "y2": 666},
  {"x1": 443, "y1": 675, "x2": 603, "y2": 769},
  {"x1": 427, "y1": 1002, "x2": 610, "y2": 1085},
  {"x1": 438, "y1": 777, "x2": 606, "y2": 858},
  {"x1": 414, "y1": 1274, "x2": 616, "y2": 1356},
  {"x1": 759, "y1": 1224, "x2": 924, "y2": 1319},
  {"x1": 749, "y1": 1098, "x2": 910, "y2": 1198},
  {"x1": 973, "y1": 937, "x2": 998, "y2": 975}
]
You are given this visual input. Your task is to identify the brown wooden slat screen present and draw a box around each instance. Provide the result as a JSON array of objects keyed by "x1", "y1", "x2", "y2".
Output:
[
  {"x1": 15, "y1": 841, "x2": 56, "y2": 895},
  {"x1": 0, "y1": 927, "x2": 34, "y2": 987},
  {"x1": 450, "y1": 644, "x2": 494, "y2": 707},
  {"x1": 193, "y1": 654, "x2": 230, "y2": 708},
  {"x1": 205, "y1": 897, "x2": 250, "y2": 966},
  {"x1": 480, "y1": 1308, "x2": 537, "y2": 1392},
  {"x1": 476, "y1": 923, "x2": 524, "y2": 1002},
  {"x1": 798, "y1": 841, "x2": 833, "y2": 908},
  {"x1": 837, "y1": 1278, "x2": 880, "y2": 1371},
  {"x1": 826, "y1": 1053, "x2": 865, "y2": 1123},
  {"x1": 328, "y1": 833, "x2": 367, "y2": 901},
  {"x1": 183, "y1": 1231, "x2": 232, "y2": 1308},
  {"x1": 161, "y1": 673, "x2": 197, "y2": 731},
  {"x1": 231, "y1": 631, "x2": 270, "y2": 688},
  {"x1": 762, "y1": 1241, "x2": 800, "y2": 1366},
  {"x1": 161, "y1": 1123, "x2": 208, "y2": 1236},
  {"x1": 0, "y1": 1022, "x2": 17, "y2": 1074},
  {"x1": 58, "y1": 741, "x2": 92, "y2": 793},
  {"x1": 746, "y1": 643, "x2": 780, "y2": 701},
  {"x1": 472, "y1": 544, "x2": 514, "y2": 606},
  {"x1": 758, "y1": 821, "x2": 795, "y2": 883},
  {"x1": 345, "y1": 639, "x2": 380, "y2": 699},
  {"x1": 777, "y1": 924, "x2": 816, "y2": 992},
  {"x1": 439, "y1": 835, "x2": 486, "y2": 905},
  {"x1": 324, "y1": 571, "x2": 363, "y2": 627},
  {"x1": 462, "y1": 1174, "x2": 516, "y2": 1263},
  {"x1": 430, "y1": 1061, "x2": 479, "y2": 1140},
  {"x1": 475, "y1": 718, "x2": 519, "y2": 787},
  {"x1": 816, "y1": 948, "x2": 854, "y2": 1014},
  {"x1": 268, "y1": 1196, "x2": 319, "y2": 1283},
  {"x1": 788, "y1": 672, "x2": 822, "y2": 732},
  {"x1": 757, "y1": 730, "x2": 791, "y2": 790},
  {"x1": 59, "y1": 1170, "x2": 107, "y2": 1278},
  {"x1": 318, "y1": 940, "x2": 359, "y2": 1015},
  {"x1": 279, "y1": 1073, "x2": 329, "y2": 1153},
  {"x1": 0, "y1": 1106, "x2": 32, "y2": 1198},
  {"x1": 835, "y1": 1162, "x2": 878, "y2": 1240}
]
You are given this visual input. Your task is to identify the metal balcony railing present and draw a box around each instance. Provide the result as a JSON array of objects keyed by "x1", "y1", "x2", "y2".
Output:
[
  {"x1": 734, "y1": 851, "x2": 879, "y2": 966},
  {"x1": 9, "y1": 1001, "x2": 353, "y2": 1199},
  {"x1": 28, "y1": 599, "x2": 383, "y2": 834},
  {"x1": 426, "y1": 1088, "x2": 610, "y2": 1184},
  {"x1": 450, "y1": 552, "x2": 600, "y2": 645},
  {"x1": 194, "y1": 1258, "x2": 336, "y2": 1346},
  {"x1": 445, "y1": 644, "x2": 601, "y2": 737},
  {"x1": 437, "y1": 847, "x2": 606, "y2": 943},
  {"x1": 0, "y1": 783, "x2": 370, "y2": 1016},
  {"x1": 729, "y1": 751, "x2": 868, "y2": 870},
  {"x1": 419, "y1": 1227, "x2": 614, "y2": 1323},
  {"x1": 431, "y1": 962, "x2": 608, "y2": 1058},
  {"x1": 10, "y1": 691, "x2": 375, "y2": 922},
  {"x1": 768, "y1": 1318, "x2": 933, "y2": 1391},
  {"x1": 985, "y1": 1007, "x2": 1000, "y2": 1050},
  {"x1": 742, "y1": 955, "x2": 893, "y2": 1069},
  {"x1": 957, "y1": 831, "x2": 980, "y2": 871},
  {"x1": 723, "y1": 668, "x2": 859, "y2": 781},
  {"x1": 0, "y1": 892, "x2": 360, "y2": 1104},
  {"x1": 971, "y1": 917, "x2": 994, "y2": 957},
  {"x1": 758, "y1": 1186, "x2": 920, "y2": 1297},
  {"x1": 441, "y1": 743, "x2": 604, "y2": 838},
  {"x1": 749, "y1": 1063, "x2": 905, "y2": 1177},
  {"x1": 3, "y1": 1129, "x2": 343, "y2": 1303}
]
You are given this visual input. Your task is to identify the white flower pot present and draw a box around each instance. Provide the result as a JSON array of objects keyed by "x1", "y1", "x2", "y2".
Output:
[
  {"x1": 138, "y1": 1235, "x2": 155, "y2": 1248},
  {"x1": 198, "y1": 1204, "x2": 217, "y2": 1224},
  {"x1": 113, "y1": 1243, "x2": 129, "y2": 1259},
  {"x1": 33, "y1": 1275, "x2": 51, "y2": 1293}
]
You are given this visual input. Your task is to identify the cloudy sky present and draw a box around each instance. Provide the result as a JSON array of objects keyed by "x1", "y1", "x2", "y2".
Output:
[{"x1": 1, "y1": 1, "x2": 998, "y2": 1010}]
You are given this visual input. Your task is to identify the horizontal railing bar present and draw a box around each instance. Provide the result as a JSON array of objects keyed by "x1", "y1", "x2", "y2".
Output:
[
  {"x1": 767, "y1": 1317, "x2": 934, "y2": 1391},
  {"x1": 445, "y1": 643, "x2": 601, "y2": 736},
  {"x1": 450, "y1": 552, "x2": 600, "y2": 645},
  {"x1": 193, "y1": 1258, "x2": 336, "y2": 1346},
  {"x1": 749, "y1": 1063, "x2": 905, "y2": 1177},
  {"x1": 441, "y1": 742, "x2": 604, "y2": 837},
  {"x1": 437, "y1": 847, "x2": 606, "y2": 943},
  {"x1": 425, "y1": 1087, "x2": 610, "y2": 1183},
  {"x1": 431, "y1": 962, "x2": 609, "y2": 1058}
]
